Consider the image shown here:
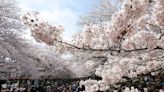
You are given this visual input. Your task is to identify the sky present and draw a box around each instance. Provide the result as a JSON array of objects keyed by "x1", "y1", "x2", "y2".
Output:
[{"x1": 17, "y1": 0, "x2": 99, "y2": 41}]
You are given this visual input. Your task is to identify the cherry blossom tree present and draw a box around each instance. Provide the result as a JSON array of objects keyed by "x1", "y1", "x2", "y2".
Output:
[
  {"x1": 0, "y1": 0, "x2": 75, "y2": 79},
  {"x1": 22, "y1": 11, "x2": 109, "y2": 78},
  {"x1": 0, "y1": 0, "x2": 37, "y2": 79},
  {"x1": 21, "y1": 0, "x2": 164, "y2": 91}
]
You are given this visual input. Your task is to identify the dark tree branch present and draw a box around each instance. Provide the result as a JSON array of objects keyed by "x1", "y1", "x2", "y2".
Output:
[{"x1": 56, "y1": 40, "x2": 164, "y2": 53}]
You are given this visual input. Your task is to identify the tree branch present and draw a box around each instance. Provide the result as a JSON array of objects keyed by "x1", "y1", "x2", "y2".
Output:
[{"x1": 56, "y1": 40, "x2": 164, "y2": 53}]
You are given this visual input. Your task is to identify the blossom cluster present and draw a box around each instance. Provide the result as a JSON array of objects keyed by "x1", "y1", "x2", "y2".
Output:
[
  {"x1": 78, "y1": 0, "x2": 164, "y2": 91},
  {"x1": 21, "y1": 11, "x2": 64, "y2": 45}
]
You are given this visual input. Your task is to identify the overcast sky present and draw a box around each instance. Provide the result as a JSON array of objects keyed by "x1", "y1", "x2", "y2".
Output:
[{"x1": 17, "y1": 0, "x2": 99, "y2": 41}]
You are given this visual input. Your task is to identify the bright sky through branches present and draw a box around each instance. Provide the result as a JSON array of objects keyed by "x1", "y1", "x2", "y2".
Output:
[{"x1": 17, "y1": 0, "x2": 99, "y2": 41}]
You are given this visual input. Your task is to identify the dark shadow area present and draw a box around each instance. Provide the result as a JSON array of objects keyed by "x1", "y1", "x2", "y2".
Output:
[{"x1": 0, "y1": 75, "x2": 102, "y2": 92}]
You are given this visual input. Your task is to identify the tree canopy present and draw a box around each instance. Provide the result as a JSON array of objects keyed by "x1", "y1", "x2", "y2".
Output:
[{"x1": 0, "y1": 0, "x2": 164, "y2": 91}]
